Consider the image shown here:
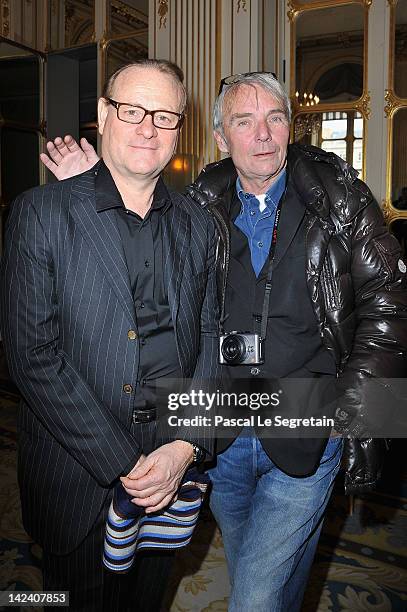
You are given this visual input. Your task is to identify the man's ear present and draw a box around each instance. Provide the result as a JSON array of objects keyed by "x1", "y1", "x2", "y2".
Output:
[
  {"x1": 214, "y1": 130, "x2": 229, "y2": 153},
  {"x1": 97, "y1": 98, "x2": 109, "y2": 135}
]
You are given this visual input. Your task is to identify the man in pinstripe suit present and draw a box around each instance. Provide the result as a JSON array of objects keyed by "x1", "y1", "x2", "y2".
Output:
[{"x1": 0, "y1": 60, "x2": 219, "y2": 611}]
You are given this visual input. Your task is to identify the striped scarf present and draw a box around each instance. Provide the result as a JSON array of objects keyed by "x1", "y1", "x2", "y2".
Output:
[{"x1": 103, "y1": 468, "x2": 209, "y2": 573}]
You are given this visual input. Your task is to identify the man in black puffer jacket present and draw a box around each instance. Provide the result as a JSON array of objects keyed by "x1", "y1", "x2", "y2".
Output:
[
  {"x1": 39, "y1": 71, "x2": 407, "y2": 612},
  {"x1": 184, "y1": 72, "x2": 407, "y2": 612}
]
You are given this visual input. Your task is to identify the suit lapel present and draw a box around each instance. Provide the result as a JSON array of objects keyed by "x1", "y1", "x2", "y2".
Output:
[
  {"x1": 226, "y1": 190, "x2": 256, "y2": 289},
  {"x1": 228, "y1": 225, "x2": 255, "y2": 288},
  {"x1": 272, "y1": 180, "x2": 306, "y2": 271},
  {"x1": 161, "y1": 203, "x2": 191, "y2": 336},
  {"x1": 70, "y1": 174, "x2": 137, "y2": 327}
]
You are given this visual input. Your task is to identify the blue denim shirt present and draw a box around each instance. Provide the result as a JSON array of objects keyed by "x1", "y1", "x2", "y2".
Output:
[{"x1": 234, "y1": 169, "x2": 286, "y2": 276}]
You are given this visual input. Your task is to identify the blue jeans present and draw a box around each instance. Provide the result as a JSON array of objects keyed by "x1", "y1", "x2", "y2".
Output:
[{"x1": 208, "y1": 431, "x2": 343, "y2": 612}]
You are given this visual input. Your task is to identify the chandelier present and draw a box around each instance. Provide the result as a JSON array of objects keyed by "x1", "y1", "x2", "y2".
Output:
[{"x1": 295, "y1": 91, "x2": 320, "y2": 107}]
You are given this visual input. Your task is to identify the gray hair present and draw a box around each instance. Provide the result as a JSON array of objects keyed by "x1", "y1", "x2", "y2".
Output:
[{"x1": 213, "y1": 73, "x2": 291, "y2": 136}]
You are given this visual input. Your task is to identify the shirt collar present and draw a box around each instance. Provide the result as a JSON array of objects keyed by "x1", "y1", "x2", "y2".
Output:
[
  {"x1": 236, "y1": 167, "x2": 287, "y2": 208},
  {"x1": 94, "y1": 159, "x2": 171, "y2": 214}
]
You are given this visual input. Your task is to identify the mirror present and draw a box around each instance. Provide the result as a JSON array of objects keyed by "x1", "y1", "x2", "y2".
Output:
[
  {"x1": 391, "y1": 108, "x2": 407, "y2": 208},
  {"x1": 0, "y1": 41, "x2": 40, "y2": 124},
  {"x1": 0, "y1": 40, "x2": 42, "y2": 214},
  {"x1": 65, "y1": 1, "x2": 95, "y2": 47},
  {"x1": 294, "y1": 110, "x2": 363, "y2": 172},
  {"x1": 390, "y1": 219, "x2": 407, "y2": 258},
  {"x1": 48, "y1": 1, "x2": 95, "y2": 49},
  {"x1": 295, "y1": 3, "x2": 364, "y2": 103},
  {"x1": 1, "y1": 128, "x2": 40, "y2": 204},
  {"x1": 394, "y1": 0, "x2": 407, "y2": 99},
  {"x1": 108, "y1": 0, "x2": 148, "y2": 36},
  {"x1": 105, "y1": 34, "x2": 148, "y2": 78}
]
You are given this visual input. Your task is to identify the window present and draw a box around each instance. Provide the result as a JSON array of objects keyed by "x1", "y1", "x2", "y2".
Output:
[{"x1": 319, "y1": 111, "x2": 363, "y2": 172}]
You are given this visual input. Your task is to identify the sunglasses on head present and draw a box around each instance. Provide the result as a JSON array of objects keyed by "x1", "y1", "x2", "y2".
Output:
[{"x1": 218, "y1": 71, "x2": 278, "y2": 95}]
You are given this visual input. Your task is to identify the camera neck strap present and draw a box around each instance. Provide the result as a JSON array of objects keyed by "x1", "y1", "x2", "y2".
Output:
[{"x1": 259, "y1": 198, "x2": 283, "y2": 341}]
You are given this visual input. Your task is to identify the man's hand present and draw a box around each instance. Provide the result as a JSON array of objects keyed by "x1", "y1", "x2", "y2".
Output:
[
  {"x1": 131, "y1": 453, "x2": 147, "y2": 471},
  {"x1": 39, "y1": 135, "x2": 100, "y2": 180},
  {"x1": 120, "y1": 440, "x2": 194, "y2": 514}
]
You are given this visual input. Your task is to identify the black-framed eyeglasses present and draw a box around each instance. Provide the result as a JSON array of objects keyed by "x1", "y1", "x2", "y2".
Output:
[
  {"x1": 218, "y1": 72, "x2": 278, "y2": 95},
  {"x1": 106, "y1": 98, "x2": 184, "y2": 130}
]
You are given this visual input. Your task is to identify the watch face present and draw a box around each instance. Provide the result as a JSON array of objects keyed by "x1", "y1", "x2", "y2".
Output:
[{"x1": 193, "y1": 445, "x2": 205, "y2": 463}]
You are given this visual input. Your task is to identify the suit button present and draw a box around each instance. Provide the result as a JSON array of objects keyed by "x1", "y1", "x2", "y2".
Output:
[
  {"x1": 123, "y1": 384, "x2": 133, "y2": 394},
  {"x1": 128, "y1": 330, "x2": 137, "y2": 340},
  {"x1": 251, "y1": 367, "x2": 260, "y2": 376}
]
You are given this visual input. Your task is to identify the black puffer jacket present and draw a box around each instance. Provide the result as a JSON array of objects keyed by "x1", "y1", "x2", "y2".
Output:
[{"x1": 186, "y1": 143, "x2": 407, "y2": 495}]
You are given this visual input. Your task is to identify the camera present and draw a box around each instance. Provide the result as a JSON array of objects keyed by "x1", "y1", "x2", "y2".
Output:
[{"x1": 219, "y1": 332, "x2": 263, "y2": 365}]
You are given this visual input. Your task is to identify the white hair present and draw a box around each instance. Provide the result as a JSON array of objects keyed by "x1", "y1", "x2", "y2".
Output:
[{"x1": 213, "y1": 73, "x2": 291, "y2": 137}]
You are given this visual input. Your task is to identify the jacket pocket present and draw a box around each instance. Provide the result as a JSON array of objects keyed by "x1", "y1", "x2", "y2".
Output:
[{"x1": 372, "y1": 233, "x2": 403, "y2": 280}]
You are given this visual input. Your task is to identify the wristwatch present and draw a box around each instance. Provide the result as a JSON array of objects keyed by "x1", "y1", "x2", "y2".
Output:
[{"x1": 191, "y1": 443, "x2": 206, "y2": 464}]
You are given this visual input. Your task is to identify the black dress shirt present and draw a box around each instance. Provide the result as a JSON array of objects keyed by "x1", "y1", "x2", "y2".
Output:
[{"x1": 95, "y1": 160, "x2": 182, "y2": 411}]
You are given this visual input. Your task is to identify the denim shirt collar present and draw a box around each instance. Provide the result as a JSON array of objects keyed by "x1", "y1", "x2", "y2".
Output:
[{"x1": 236, "y1": 168, "x2": 287, "y2": 211}]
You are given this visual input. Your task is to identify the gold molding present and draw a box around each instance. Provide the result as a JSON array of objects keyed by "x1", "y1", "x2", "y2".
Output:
[
  {"x1": 287, "y1": 0, "x2": 372, "y2": 23},
  {"x1": 99, "y1": 36, "x2": 109, "y2": 51},
  {"x1": 386, "y1": 0, "x2": 407, "y2": 208},
  {"x1": 288, "y1": 0, "x2": 370, "y2": 12},
  {"x1": 290, "y1": 1, "x2": 369, "y2": 108},
  {"x1": 287, "y1": 1, "x2": 298, "y2": 23},
  {"x1": 237, "y1": 0, "x2": 247, "y2": 13},
  {"x1": 384, "y1": 89, "x2": 399, "y2": 118},
  {"x1": 382, "y1": 200, "x2": 395, "y2": 224},
  {"x1": 289, "y1": 1, "x2": 369, "y2": 181},
  {"x1": 381, "y1": 199, "x2": 407, "y2": 224},
  {"x1": 158, "y1": 0, "x2": 168, "y2": 29},
  {"x1": 1, "y1": 0, "x2": 10, "y2": 37},
  {"x1": 355, "y1": 91, "x2": 371, "y2": 119},
  {"x1": 111, "y1": 0, "x2": 148, "y2": 26}
]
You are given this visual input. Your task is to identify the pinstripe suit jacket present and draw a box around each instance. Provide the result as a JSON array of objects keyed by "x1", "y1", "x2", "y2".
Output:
[{"x1": 0, "y1": 167, "x2": 220, "y2": 554}]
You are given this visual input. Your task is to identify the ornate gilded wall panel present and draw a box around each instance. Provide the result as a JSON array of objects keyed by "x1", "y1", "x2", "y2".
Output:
[
  {"x1": 290, "y1": 0, "x2": 370, "y2": 180},
  {"x1": 1, "y1": 0, "x2": 47, "y2": 51},
  {"x1": 385, "y1": 0, "x2": 407, "y2": 231}
]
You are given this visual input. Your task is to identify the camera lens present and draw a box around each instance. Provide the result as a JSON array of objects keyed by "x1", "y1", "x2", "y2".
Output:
[{"x1": 221, "y1": 335, "x2": 247, "y2": 365}]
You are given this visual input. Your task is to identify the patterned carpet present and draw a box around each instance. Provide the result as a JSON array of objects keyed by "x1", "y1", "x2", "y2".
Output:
[{"x1": 0, "y1": 389, "x2": 406, "y2": 612}]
